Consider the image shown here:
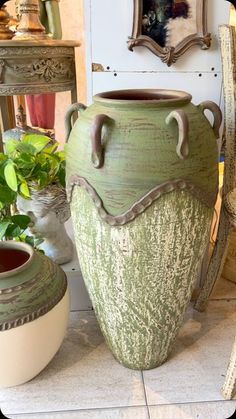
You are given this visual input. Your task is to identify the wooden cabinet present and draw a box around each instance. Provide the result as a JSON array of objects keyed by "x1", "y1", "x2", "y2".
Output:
[{"x1": 0, "y1": 39, "x2": 79, "y2": 148}]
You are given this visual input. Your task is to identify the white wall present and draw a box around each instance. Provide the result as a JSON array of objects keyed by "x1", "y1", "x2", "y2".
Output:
[{"x1": 86, "y1": 0, "x2": 230, "y2": 108}]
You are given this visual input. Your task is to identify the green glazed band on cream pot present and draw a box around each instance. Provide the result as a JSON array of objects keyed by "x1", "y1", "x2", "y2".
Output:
[{"x1": 0, "y1": 241, "x2": 69, "y2": 387}]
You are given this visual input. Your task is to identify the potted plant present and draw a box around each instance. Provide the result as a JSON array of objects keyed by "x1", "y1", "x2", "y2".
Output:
[
  {"x1": 0, "y1": 133, "x2": 73, "y2": 264},
  {"x1": 0, "y1": 156, "x2": 37, "y2": 246}
]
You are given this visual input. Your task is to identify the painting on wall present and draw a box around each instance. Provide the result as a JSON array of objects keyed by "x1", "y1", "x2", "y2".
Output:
[{"x1": 128, "y1": 0, "x2": 211, "y2": 66}]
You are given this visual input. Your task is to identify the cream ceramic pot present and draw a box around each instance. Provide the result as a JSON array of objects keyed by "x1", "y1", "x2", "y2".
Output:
[{"x1": 0, "y1": 241, "x2": 69, "y2": 388}]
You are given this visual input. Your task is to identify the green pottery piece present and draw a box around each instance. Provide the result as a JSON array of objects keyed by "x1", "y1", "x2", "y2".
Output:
[
  {"x1": 0, "y1": 241, "x2": 69, "y2": 387},
  {"x1": 66, "y1": 89, "x2": 221, "y2": 370}
]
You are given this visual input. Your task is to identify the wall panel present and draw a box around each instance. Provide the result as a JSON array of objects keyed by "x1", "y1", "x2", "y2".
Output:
[{"x1": 89, "y1": 0, "x2": 230, "y2": 106}]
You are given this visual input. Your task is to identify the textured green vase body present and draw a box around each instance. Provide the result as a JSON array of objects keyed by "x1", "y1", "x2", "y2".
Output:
[{"x1": 66, "y1": 89, "x2": 221, "y2": 370}]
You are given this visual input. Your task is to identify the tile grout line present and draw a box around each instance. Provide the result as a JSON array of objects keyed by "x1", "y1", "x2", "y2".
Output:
[
  {"x1": 5, "y1": 404, "x2": 150, "y2": 417},
  {"x1": 141, "y1": 371, "x2": 151, "y2": 419},
  {"x1": 147, "y1": 399, "x2": 236, "y2": 407},
  {"x1": 7, "y1": 399, "x2": 236, "y2": 417}
]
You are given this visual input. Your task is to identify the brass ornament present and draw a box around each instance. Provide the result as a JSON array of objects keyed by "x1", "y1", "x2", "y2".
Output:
[
  {"x1": 0, "y1": 3, "x2": 14, "y2": 40},
  {"x1": 13, "y1": 0, "x2": 49, "y2": 40}
]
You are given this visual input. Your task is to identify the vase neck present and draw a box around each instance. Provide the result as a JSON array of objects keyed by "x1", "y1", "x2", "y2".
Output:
[{"x1": 93, "y1": 89, "x2": 192, "y2": 108}]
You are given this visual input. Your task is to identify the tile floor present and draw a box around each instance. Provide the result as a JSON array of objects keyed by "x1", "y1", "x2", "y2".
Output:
[{"x1": 0, "y1": 276, "x2": 236, "y2": 419}]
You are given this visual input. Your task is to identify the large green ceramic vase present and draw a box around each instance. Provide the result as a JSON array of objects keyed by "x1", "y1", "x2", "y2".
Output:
[{"x1": 66, "y1": 89, "x2": 221, "y2": 370}]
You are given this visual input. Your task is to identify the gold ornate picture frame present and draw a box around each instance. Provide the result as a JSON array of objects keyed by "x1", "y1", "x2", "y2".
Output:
[{"x1": 127, "y1": 0, "x2": 211, "y2": 66}]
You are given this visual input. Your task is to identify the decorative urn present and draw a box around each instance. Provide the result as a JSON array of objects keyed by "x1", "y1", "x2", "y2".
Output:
[{"x1": 66, "y1": 89, "x2": 222, "y2": 369}]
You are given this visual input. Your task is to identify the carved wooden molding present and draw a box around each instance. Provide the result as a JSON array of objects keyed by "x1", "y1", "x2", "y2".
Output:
[
  {"x1": 0, "y1": 46, "x2": 74, "y2": 57},
  {"x1": 10, "y1": 57, "x2": 74, "y2": 83},
  {"x1": 127, "y1": 0, "x2": 211, "y2": 66},
  {"x1": 0, "y1": 58, "x2": 4, "y2": 83},
  {"x1": 0, "y1": 82, "x2": 76, "y2": 96},
  {"x1": 0, "y1": 41, "x2": 77, "y2": 96}
]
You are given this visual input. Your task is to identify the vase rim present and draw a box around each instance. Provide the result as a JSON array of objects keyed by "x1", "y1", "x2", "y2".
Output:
[
  {"x1": 0, "y1": 241, "x2": 34, "y2": 278},
  {"x1": 93, "y1": 89, "x2": 192, "y2": 106}
]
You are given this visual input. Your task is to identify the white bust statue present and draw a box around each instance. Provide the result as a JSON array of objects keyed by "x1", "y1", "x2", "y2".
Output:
[{"x1": 17, "y1": 184, "x2": 74, "y2": 265}]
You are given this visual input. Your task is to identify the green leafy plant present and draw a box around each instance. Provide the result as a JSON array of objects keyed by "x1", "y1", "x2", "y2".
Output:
[
  {"x1": 0, "y1": 190, "x2": 42, "y2": 245},
  {"x1": 1, "y1": 133, "x2": 65, "y2": 198},
  {"x1": 0, "y1": 133, "x2": 65, "y2": 246},
  {"x1": 0, "y1": 212, "x2": 42, "y2": 246}
]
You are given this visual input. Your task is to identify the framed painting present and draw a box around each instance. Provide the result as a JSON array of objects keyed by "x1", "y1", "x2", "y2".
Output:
[{"x1": 127, "y1": 0, "x2": 211, "y2": 66}]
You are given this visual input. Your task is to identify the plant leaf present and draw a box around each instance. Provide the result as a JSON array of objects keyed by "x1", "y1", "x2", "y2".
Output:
[
  {"x1": 0, "y1": 185, "x2": 16, "y2": 204},
  {"x1": 0, "y1": 153, "x2": 7, "y2": 161},
  {"x1": 25, "y1": 235, "x2": 35, "y2": 247},
  {"x1": 19, "y1": 182, "x2": 30, "y2": 198},
  {"x1": 43, "y1": 143, "x2": 58, "y2": 154},
  {"x1": 38, "y1": 171, "x2": 49, "y2": 188},
  {"x1": 16, "y1": 142, "x2": 37, "y2": 155},
  {"x1": 4, "y1": 162, "x2": 18, "y2": 192},
  {"x1": 6, "y1": 224, "x2": 21, "y2": 238},
  {"x1": 34, "y1": 238, "x2": 44, "y2": 247},
  {"x1": 15, "y1": 154, "x2": 35, "y2": 170},
  {"x1": 55, "y1": 150, "x2": 66, "y2": 160},
  {"x1": 58, "y1": 166, "x2": 65, "y2": 187},
  {"x1": 4, "y1": 139, "x2": 19, "y2": 155},
  {"x1": 22, "y1": 134, "x2": 51, "y2": 153},
  {"x1": 11, "y1": 214, "x2": 31, "y2": 229},
  {"x1": 0, "y1": 220, "x2": 11, "y2": 240}
]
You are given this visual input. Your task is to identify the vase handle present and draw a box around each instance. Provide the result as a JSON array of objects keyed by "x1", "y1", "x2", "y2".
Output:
[
  {"x1": 65, "y1": 103, "x2": 87, "y2": 143},
  {"x1": 90, "y1": 114, "x2": 110, "y2": 169},
  {"x1": 165, "y1": 109, "x2": 189, "y2": 159},
  {"x1": 197, "y1": 101, "x2": 222, "y2": 138}
]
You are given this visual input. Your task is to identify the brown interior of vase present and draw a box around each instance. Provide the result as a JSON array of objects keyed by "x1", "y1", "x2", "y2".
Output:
[
  {"x1": 97, "y1": 90, "x2": 188, "y2": 101},
  {"x1": 0, "y1": 248, "x2": 30, "y2": 273}
]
